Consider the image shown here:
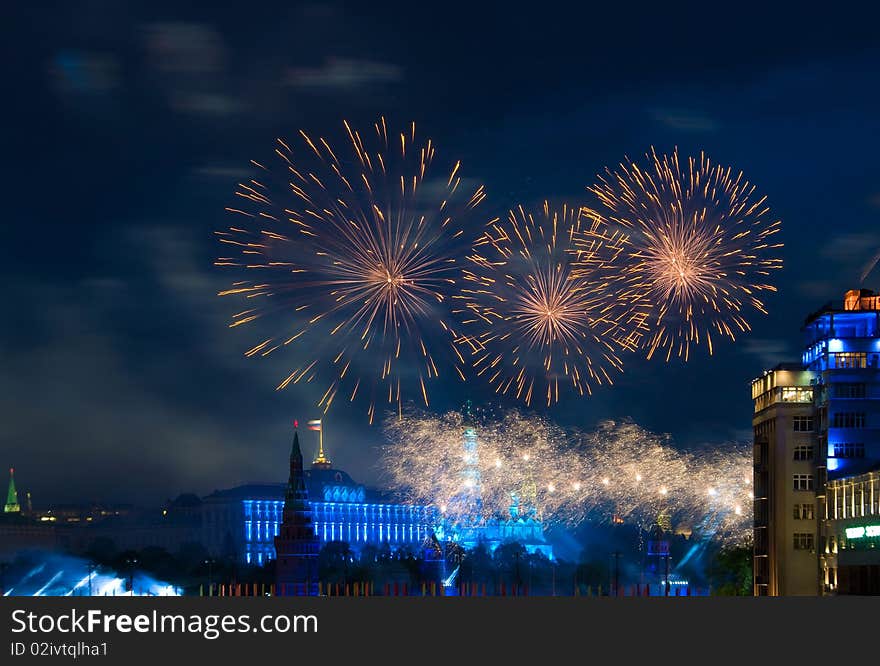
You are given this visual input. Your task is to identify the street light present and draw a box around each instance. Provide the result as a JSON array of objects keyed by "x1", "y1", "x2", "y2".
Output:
[
  {"x1": 124, "y1": 556, "x2": 138, "y2": 596},
  {"x1": 204, "y1": 558, "x2": 216, "y2": 595}
]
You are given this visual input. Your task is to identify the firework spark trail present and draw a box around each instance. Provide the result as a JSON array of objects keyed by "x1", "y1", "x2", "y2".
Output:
[
  {"x1": 216, "y1": 118, "x2": 485, "y2": 422},
  {"x1": 380, "y1": 408, "x2": 752, "y2": 545},
  {"x1": 861, "y1": 248, "x2": 880, "y2": 284},
  {"x1": 453, "y1": 202, "x2": 638, "y2": 407},
  {"x1": 586, "y1": 147, "x2": 783, "y2": 362}
]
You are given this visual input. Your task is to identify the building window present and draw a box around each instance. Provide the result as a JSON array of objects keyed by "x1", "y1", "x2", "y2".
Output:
[
  {"x1": 793, "y1": 445, "x2": 813, "y2": 461},
  {"x1": 831, "y1": 412, "x2": 866, "y2": 428},
  {"x1": 832, "y1": 352, "x2": 866, "y2": 369},
  {"x1": 781, "y1": 387, "x2": 813, "y2": 403},
  {"x1": 793, "y1": 503, "x2": 815, "y2": 520},
  {"x1": 793, "y1": 474, "x2": 814, "y2": 491},
  {"x1": 792, "y1": 416, "x2": 813, "y2": 432},
  {"x1": 833, "y1": 383, "x2": 867, "y2": 399},
  {"x1": 832, "y1": 442, "x2": 865, "y2": 458},
  {"x1": 793, "y1": 533, "x2": 815, "y2": 550}
]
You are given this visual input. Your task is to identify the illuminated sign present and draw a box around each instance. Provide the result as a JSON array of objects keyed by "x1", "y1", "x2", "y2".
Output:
[{"x1": 845, "y1": 525, "x2": 880, "y2": 539}]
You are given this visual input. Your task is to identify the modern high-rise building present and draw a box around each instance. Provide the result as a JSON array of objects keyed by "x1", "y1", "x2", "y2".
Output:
[
  {"x1": 751, "y1": 363, "x2": 817, "y2": 596},
  {"x1": 806, "y1": 289, "x2": 880, "y2": 594},
  {"x1": 752, "y1": 289, "x2": 880, "y2": 595}
]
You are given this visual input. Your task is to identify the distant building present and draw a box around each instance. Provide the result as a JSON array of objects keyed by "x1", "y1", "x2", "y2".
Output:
[
  {"x1": 753, "y1": 288, "x2": 880, "y2": 595},
  {"x1": 203, "y1": 412, "x2": 553, "y2": 566},
  {"x1": 201, "y1": 466, "x2": 438, "y2": 566},
  {"x1": 0, "y1": 514, "x2": 57, "y2": 559},
  {"x1": 4, "y1": 412, "x2": 554, "y2": 570},
  {"x1": 5, "y1": 467, "x2": 20, "y2": 513}
]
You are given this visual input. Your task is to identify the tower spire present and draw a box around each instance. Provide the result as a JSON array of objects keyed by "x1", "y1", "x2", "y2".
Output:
[
  {"x1": 462, "y1": 399, "x2": 474, "y2": 427},
  {"x1": 5, "y1": 467, "x2": 20, "y2": 513},
  {"x1": 309, "y1": 419, "x2": 331, "y2": 469}
]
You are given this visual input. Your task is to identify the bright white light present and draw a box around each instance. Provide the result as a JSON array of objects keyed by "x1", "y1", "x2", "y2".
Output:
[
  {"x1": 635, "y1": 474, "x2": 642, "y2": 482},
  {"x1": 573, "y1": 482, "x2": 582, "y2": 491},
  {"x1": 547, "y1": 483, "x2": 555, "y2": 492},
  {"x1": 495, "y1": 458, "x2": 502, "y2": 468},
  {"x1": 602, "y1": 478, "x2": 610, "y2": 486},
  {"x1": 464, "y1": 479, "x2": 474, "y2": 489},
  {"x1": 734, "y1": 506, "x2": 742, "y2": 515},
  {"x1": 707, "y1": 487, "x2": 717, "y2": 496},
  {"x1": 523, "y1": 453, "x2": 531, "y2": 461},
  {"x1": 659, "y1": 487, "x2": 668, "y2": 496}
]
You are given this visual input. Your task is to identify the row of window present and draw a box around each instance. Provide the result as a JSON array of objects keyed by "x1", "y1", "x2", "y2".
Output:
[
  {"x1": 790, "y1": 412, "x2": 871, "y2": 432},
  {"x1": 833, "y1": 383, "x2": 868, "y2": 399},
  {"x1": 780, "y1": 387, "x2": 813, "y2": 403},
  {"x1": 243, "y1": 501, "x2": 434, "y2": 522},
  {"x1": 831, "y1": 412, "x2": 866, "y2": 428},
  {"x1": 832, "y1": 443, "x2": 865, "y2": 458},
  {"x1": 828, "y1": 480, "x2": 880, "y2": 520},
  {"x1": 245, "y1": 519, "x2": 432, "y2": 545},
  {"x1": 830, "y1": 352, "x2": 880, "y2": 369}
]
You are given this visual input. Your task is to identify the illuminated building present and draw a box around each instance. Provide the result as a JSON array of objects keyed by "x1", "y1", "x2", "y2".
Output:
[
  {"x1": 201, "y1": 432, "x2": 440, "y2": 566},
  {"x1": 202, "y1": 415, "x2": 553, "y2": 566},
  {"x1": 821, "y1": 465, "x2": 880, "y2": 594},
  {"x1": 753, "y1": 289, "x2": 880, "y2": 595},
  {"x1": 751, "y1": 363, "x2": 817, "y2": 595},
  {"x1": 5, "y1": 467, "x2": 20, "y2": 513}
]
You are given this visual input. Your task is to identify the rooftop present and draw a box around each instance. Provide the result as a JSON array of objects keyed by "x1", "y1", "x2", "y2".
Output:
[
  {"x1": 804, "y1": 288, "x2": 880, "y2": 327},
  {"x1": 203, "y1": 466, "x2": 403, "y2": 505},
  {"x1": 751, "y1": 362, "x2": 808, "y2": 384}
]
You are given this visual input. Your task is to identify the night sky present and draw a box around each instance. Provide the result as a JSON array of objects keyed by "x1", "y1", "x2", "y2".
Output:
[{"x1": 4, "y1": 2, "x2": 880, "y2": 505}]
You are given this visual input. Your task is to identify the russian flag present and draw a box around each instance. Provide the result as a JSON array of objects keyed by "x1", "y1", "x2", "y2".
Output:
[{"x1": 307, "y1": 420, "x2": 322, "y2": 431}]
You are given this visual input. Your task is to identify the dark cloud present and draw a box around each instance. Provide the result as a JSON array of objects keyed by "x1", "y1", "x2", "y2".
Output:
[
  {"x1": 140, "y1": 21, "x2": 245, "y2": 118},
  {"x1": 143, "y1": 22, "x2": 226, "y2": 75},
  {"x1": 651, "y1": 108, "x2": 719, "y2": 133},
  {"x1": 284, "y1": 57, "x2": 403, "y2": 90},
  {"x1": 742, "y1": 338, "x2": 796, "y2": 367}
]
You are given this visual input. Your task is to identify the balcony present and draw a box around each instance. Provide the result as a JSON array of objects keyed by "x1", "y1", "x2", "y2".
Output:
[{"x1": 753, "y1": 386, "x2": 814, "y2": 413}]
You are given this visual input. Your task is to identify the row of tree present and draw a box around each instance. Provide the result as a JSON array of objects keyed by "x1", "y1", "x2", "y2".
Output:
[{"x1": 79, "y1": 531, "x2": 752, "y2": 596}]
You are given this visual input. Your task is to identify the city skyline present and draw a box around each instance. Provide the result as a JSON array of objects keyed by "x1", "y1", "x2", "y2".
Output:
[{"x1": 4, "y1": 3, "x2": 880, "y2": 505}]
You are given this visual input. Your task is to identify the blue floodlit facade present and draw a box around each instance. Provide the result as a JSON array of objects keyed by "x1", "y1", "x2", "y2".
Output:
[
  {"x1": 802, "y1": 290, "x2": 880, "y2": 593},
  {"x1": 801, "y1": 291, "x2": 880, "y2": 479},
  {"x1": 201, "y1": 422, "x2": 553, "y2": 565},
  {"x1": 752, "y1": 289, "x2": 880, "y2": 595},
  {"x1": 244, "y1": 495, "x2": 438, "y2": 565},
  {"x1": 202, "y1": 474, "x2": 439, "y2": 566}
]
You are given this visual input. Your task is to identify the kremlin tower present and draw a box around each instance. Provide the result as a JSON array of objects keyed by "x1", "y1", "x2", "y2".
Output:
[
  {"x1": 5, "y1": 467, "x2": 20, "y2": 514},
  {"x1": 274, "y1": 425, "x2": 320, "y2": 595}
]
